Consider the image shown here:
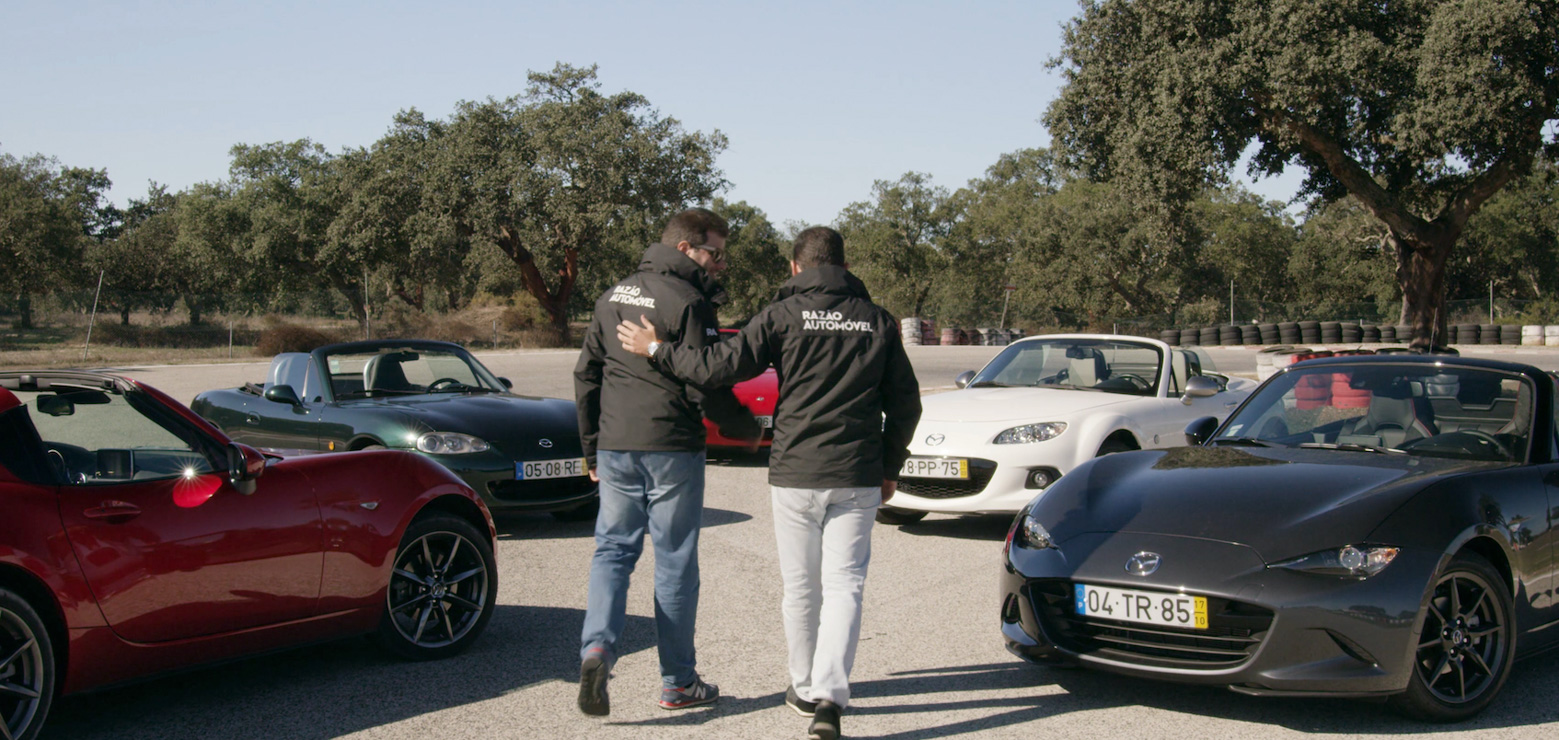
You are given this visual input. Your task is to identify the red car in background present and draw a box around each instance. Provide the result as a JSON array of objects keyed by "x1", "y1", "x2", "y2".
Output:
[
  {"x1": 704, "y1": 329, "x2": 777, "y2": 449},
  {"x1": 0, "y1": 371, "x2": 498, "y2": 740}
]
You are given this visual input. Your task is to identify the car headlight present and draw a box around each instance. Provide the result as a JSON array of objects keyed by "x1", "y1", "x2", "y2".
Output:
[
  {"x1": 993, "y1": 422, "x2": 1067, "y2": 444},
  {"x1": 1009, "y1": 510, "x2": 1057, "y2": 551},
  {"x1": 416, "y1": 432, "x2": 491, "y2": 455},
  {"x1": 1272, "y1": 545, "x2": 1399, "y2": 578}
]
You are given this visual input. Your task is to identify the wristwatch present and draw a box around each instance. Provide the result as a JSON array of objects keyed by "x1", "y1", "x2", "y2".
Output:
[{"x1": 647, "y1": 340, "x2": 662, "y2": 357}]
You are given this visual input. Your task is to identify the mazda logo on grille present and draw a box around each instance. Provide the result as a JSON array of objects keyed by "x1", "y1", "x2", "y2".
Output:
[
  {"x1": 1125, "y1": 551, "x2": 1161, "y2": 576},
  {"x1": 925, "y1": 434, "x2": 945, "y2": 446},
  {"x1": 539, "y1": 439, "x2": 553, "y2": 448}
]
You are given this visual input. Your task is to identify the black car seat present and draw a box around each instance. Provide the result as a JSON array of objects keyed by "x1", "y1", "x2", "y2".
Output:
[{"x1": 363, "y1": 353, "x2": 413, "y2": 393}]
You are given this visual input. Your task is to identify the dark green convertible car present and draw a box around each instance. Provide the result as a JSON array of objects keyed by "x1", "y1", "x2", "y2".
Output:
[{"x1": 191, "y1": 339, "x2": 597, "y2": 520}]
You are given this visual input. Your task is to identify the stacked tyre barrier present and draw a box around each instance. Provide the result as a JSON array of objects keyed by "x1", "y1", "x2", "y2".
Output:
[
  {"x1": 1168, "y1": 322, "x2": 1554, "y2": 347},
  {"x1": 900, "y1": 317, "x2": 937, "y2": 346}
]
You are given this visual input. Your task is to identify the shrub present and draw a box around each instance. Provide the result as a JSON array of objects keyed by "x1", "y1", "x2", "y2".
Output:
[{"x1": 257, "y1": 323, "x2": 341, "y2": 355}]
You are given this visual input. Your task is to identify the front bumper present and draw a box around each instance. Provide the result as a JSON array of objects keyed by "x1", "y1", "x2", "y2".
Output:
[
  {"x1": 1001, "y1": 532, "x2": 1433, "y2": 697},
  {"x1": 892, "y1": 455, "x2": 1060, "y2": 514},
  {"x1": 429, "y1": 451, "x2": 598, "y2": 512}
]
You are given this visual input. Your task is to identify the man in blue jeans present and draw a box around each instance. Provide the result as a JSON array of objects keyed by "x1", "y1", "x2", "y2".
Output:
[{"x1": 573, "y1": 208, "x2": 760, "y2": 716}]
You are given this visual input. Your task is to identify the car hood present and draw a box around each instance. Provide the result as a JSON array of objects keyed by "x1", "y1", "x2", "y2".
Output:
[
  {"x1": 340, "y1": 393, "x2": 581, "y2": 453},
  {"x1": 1036, "y1": 446, "x2": 1500, "y2": 562},
  {"x1": 920, "y1": 386, "x2": 1137, "y2": 423}
]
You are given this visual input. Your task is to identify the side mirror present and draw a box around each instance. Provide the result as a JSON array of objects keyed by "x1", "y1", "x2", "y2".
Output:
[
  {"x1": 499, "y1": 377, "x2": 513, "y2": 389},
  {"x1": 263, "y1": 384, "x2": 303, "y2": 407},
  {"x1": 955, "y1": 371, "x2": 976, "y2": 389},
  {"x1": 227, "y1": 443, "x2": 265, "y2": 495},
  {"x1": 1180, "y1": 375, "x2": 1220, "y2": 405},
  {"x1": 1184, "y1": 416, "x2": 1220, "y2": 446}
]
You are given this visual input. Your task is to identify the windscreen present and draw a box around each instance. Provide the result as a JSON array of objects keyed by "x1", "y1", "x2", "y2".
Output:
[
  {"x1": 970, "y1": 338, "x2": 1163, "y2": 395},
  {"x1": 1216, "y1": 363, "x2": 1532, "y2": 462}
]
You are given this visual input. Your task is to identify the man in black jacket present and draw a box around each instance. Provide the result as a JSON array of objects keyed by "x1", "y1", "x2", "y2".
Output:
[
  {"x1": 617, "y1": 226, "x2": 921, "y2": 740},
  {"x1": 573, "y1": 207, "x2": 760, "y2": 716}
]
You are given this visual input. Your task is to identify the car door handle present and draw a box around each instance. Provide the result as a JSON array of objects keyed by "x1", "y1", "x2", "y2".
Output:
[
  {"x1": 84, "y1": 501, "x2": 142, "y2": 522},
  {"x1": 245, "y1": 412, "x2": 261, "y2": 425}
]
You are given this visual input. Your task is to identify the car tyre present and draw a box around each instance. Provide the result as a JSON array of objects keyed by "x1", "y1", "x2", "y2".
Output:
[
  {"x1": 1096, "y1": 438, "x2": 1135, "y2": 456},
  {"x1": 552, "y1": 498, "x2": 600, "y2": 522},
  {"x1": 0, "y1": 588, "x2": 55, "y2": 740},
  {"x1": 875, "y1": 507, "x2": 928, "y2": 525},
  {"x1": 374, "y1": 514, "x2": 497, "y2": 661},
  {"x1": 1389, "y1": 553, "x2": 1515, "y2": 722}
]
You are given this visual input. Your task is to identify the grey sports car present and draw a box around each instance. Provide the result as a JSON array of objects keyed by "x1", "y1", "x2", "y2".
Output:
[
  {"x1": 1002, "y1": 352, "x2": 1558, "y2": 721},
  {"x1": 191, "y1": 339, "x2": 597, "y2": 520}
]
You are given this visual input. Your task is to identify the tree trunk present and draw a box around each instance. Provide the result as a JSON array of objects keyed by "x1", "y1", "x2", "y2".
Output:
[
  {"x1": 120, "y1": 306, "x2": 131, "y2": 326},
  {"x1": 1391, "y1": 231, "x2": 1454, "y2": 351},
  {"x1": 14, "y1": 295, "x2": 33, "y2": 330},
  {"x1": 186, "y1": 295, "x2": 203, "y2": 325},
  {"x1": 493, "y1": 226, "x2": 578, "y2": 347}
]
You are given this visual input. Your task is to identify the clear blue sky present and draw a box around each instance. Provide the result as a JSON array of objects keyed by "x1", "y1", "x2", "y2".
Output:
[{"x1": 2, "y1": 0, "x2": 1301, "y2": 228}]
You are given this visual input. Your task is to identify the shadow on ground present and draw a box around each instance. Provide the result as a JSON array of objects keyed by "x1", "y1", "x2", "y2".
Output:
[{"x1": 47, "y1": 606, "x2": 652, "y2": 740}]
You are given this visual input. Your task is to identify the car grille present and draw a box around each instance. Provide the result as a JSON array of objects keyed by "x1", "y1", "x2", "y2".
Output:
[
  {"x1": 488, "y1": 476, "x2": 597, "y2": 505},
  {"x1": 1028, "y1": 580, "x2": 1273, "y2": 669},
  {"x1": 899, "y1": 458, "x2": 997, "y2": 499}
]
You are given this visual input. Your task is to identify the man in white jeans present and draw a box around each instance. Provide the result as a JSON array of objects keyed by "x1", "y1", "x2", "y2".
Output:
[{"x1": 617, "y1": 226, "x2": 922, "y2": 740}]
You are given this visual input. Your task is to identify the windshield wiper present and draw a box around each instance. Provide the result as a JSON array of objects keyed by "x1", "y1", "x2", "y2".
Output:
[
  {"x1": 1297, "y1": 442, "x2": 1403, "y2": 455},
  {"x1": 967, "y1": 381, "x2": 1009, "y2": 388},
  {"x1": 430, "y1": 384, "x2": 498, "y2": 394},
  {"x1": 1211, "y1": 436, "x2": 1277, "y2": 447}
]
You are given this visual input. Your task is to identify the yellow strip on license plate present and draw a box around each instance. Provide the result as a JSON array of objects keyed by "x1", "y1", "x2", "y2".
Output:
[
  {"x1": 1075, "y1": 583, "x2": 1208, "y2": 630},
  {"x1": 900, "y1": 457, "x2": 968, "y2": 479}
]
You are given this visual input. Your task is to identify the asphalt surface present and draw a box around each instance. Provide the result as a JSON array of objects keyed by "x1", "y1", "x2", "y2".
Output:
[{"x1": 28, "y1": 343, "x2": 1559, "y2": 739}]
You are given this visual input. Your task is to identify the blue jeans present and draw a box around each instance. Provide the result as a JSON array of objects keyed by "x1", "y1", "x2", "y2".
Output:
[{"x1": 580, "y1": 449, "x2": 706, "y2": 689}]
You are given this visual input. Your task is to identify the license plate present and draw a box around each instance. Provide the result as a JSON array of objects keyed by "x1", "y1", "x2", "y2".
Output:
[
  {"x1": 517, "y1": 457, "x2": 588, "y2": 480},
  {"x1": 755, "y1": 415, "x2": 773, "y2": 428},
  {"x1": 1075, "y1": 583, "x2": 1207, "y2": 630},
  {"x1": 900, "y1": 457, "x2": 968, "y2": 479}
]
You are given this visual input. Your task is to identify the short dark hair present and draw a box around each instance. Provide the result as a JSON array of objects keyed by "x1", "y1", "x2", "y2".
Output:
[
  {"x1": 661, "y1": 207, "x2": 729, "y2": 248},
  {"x1": 792, "y1": 226, "x2": 846, "y2": 268}
]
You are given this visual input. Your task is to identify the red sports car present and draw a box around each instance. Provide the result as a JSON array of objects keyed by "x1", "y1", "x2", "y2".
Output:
[
  {"x1": 704, "y1": 329, "x2": 777, "y2": 449},
  {"x1": 0, "y1": 371, "x2": 498, "y2": 740}
]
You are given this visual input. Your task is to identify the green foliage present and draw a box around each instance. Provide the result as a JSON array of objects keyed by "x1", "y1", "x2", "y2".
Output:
[
  {"x1": 712, "y1": 198, "x2": 789, "y2": 321},
  {"x1": 837, "y1": 173, "x2": 957, "y2": 319},
  {"x1": 1046, "y1": 0, "x2": 1559, "y2": 345}
]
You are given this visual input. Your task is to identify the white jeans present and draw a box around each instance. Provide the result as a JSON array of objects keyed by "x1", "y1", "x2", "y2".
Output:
[{"x1": 770, "y1": 485, "x2": 880, "y2": 707}]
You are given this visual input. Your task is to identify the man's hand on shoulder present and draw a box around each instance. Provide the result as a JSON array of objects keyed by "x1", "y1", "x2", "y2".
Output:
[
  {"x1": 881, "y1": 479, "x2": 897, "y2": 504},
  {"x1": 617, "y1": 315, "x2": 662, "y2": 357}
]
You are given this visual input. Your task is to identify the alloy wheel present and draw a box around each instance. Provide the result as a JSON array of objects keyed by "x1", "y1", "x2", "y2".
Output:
[
  {"x1": 1413, "y1": 570, "x2": 1508, "y2": 705},
  {"x1": 0, "y1": 606, "x2": 45, "y2": 740},
  {"x1": 385, "y1": 530, "x2": 491, "y2": 649}
]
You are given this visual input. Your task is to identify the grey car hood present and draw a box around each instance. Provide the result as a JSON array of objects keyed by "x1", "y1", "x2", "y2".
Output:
[
  {"x1": 1036, "y1": 445, "x2": 1501, "y2": 562},
  {"x1": 344, "y1": 393, "x2": 581, "y2": 453}
]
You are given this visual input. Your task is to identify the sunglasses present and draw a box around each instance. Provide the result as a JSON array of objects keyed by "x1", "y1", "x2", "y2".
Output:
[{"x1": 694, "y1": 244, "x2": 727, "y2": 263}]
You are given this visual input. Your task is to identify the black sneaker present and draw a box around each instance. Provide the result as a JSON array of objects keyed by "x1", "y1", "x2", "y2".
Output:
[
  {"x1": 577, "y1": 648, "x2": 611, "y2": 716},
  {"x1": 808, "y1": 700, "x2": 840, "y2": 740},
  {"x1": 785, "y1": 686, "x2": 817, "y2": 717}
]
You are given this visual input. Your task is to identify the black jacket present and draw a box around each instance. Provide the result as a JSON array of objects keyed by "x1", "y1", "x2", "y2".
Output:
[
  {"x1": 575, "y1": 243, "x2": 758, "y2": 460},
  {"x1": 650, "y1": 265, "x2": 922, "y2": 488}
]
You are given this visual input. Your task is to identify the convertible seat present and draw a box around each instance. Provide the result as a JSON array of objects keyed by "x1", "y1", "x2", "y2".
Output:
[
  {"x1": 1350, "y1": 392, "x2": 1437, "y2": 448},
  {"x1": 364, "y1": 353, "x2": 412, "y2": 392},
  {"x1": 1068, "y1": 353, "x2": 1109, "y2": 387}
]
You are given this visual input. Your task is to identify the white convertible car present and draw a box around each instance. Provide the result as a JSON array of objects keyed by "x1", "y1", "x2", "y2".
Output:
[{"x1": 882, "y1": 334, "x2": 1257, "y2": 524}]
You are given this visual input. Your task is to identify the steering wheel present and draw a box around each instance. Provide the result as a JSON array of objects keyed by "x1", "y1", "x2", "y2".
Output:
[
  {"x1": 427, "y1": 377, "x2": 463, "y2": 391},
  {"x1": 1403, "y1": 429, "x2": 1512, "y2": 459},
  {"x1": 1112, "y1": 373, "x2": 1151, "y2": 390}
]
